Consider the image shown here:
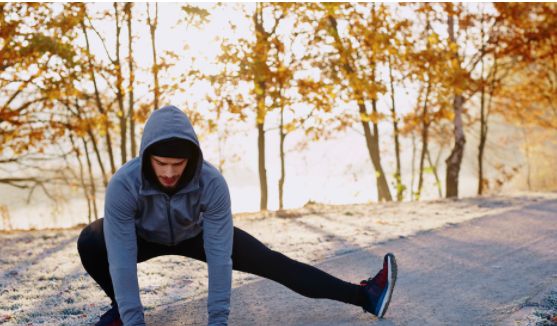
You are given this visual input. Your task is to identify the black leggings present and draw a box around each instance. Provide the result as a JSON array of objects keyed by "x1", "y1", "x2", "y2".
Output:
[{"x1": 77, "y1": 218, "x2": 363, "y2": 308}]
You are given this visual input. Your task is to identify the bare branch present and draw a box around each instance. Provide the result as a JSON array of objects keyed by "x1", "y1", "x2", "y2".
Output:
[{"x1": 86, "y1": 14, "x2": 115, "y2": 63}]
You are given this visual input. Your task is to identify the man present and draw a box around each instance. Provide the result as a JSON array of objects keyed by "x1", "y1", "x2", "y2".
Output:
[{"x1": 77, "y1": 105, "x2": 398, "y2": 326}]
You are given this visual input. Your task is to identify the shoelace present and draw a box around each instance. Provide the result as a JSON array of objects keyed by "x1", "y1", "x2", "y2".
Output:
[{"x1": 361, "y1": 269, "x2": 383, "y2": 287}]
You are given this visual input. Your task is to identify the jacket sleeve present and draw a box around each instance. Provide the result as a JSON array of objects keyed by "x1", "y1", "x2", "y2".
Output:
[
  {"x1": 103, "y1": 177, "x2": 145, "y2": 326},
  {"x1": 202, "y1": 175, "x2": 234, "y2": 326}
]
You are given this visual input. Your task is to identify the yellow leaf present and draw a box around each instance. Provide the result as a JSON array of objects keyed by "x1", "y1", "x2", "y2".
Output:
[
  {"x1": 427, "y1": 33, "x2": 439, "y2": 45},
  {"x1": 284, "y1": 122, "x2": 296, "y2": 133},
  {"x1": 360, "y1": 112, "x2": 370, "y2": 122},
  {"x1": 254, "y1": 84, "x2": 264, "y2": 95},
  {"x1": 369, "y1": 112, "x2": 385, "y2": 123}
]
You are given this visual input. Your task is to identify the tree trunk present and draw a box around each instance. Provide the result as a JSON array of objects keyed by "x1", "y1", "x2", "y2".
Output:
[
  {"x1": 359, "y1": 102, "x2": 392, "y2": 202},
  {"x1": 327, "y1": 14, "x2": 392, "y2": 202},
  {"x1": 445, "y1": 11, "x2": 466, "y2": 198},
  {"x1": 417, "y1": 79, "x2": 432, "y2": 200},
  {"x1": 279, "y1": 99, "x2": 286, "y2": 210},
  {"x1": 445, "y1": 94, "x2": 466, "y2": 198},
  {"x1": 82, "y1": 137, "x2": 99, "y2": 220},
  {"x1": 477, "y1": 71, "x2": 487, "y2": 195},
  {"x1": 410, "y1": 131, "x2": 417, "y2": 201},
  {"x1": 426, "y1": 148, "x2": 443, "y2": 198},
  {"x1": 114, "y1": 3, "x2": 127, "y2": 166},
  {"x1": 254, "y1": 3, "x2": 269, "y2": 211},
  {"x1": 257, "y1": 122, "x2": 268, "y2": 211},
  {"x1": 85, "y1": 128, "x2": 108, "y2": 187},
  {"x1": 80, "y1": 18, "x2": 116, "y2": 176},
  {"x1": 478, "y1": 48, "x2": 498, "y2": 195},
  {"x1": 388, "y1": 55, "x2": 403, "y2": 201},
  {"x1": 369, "y1": 32, "x2": 391, "y2": 202},
  {"x1": 70, "y1": 133, "x2": 91, "y2": 224},
  {"x1": 371, "y1": 99, "x2": 392, "y2": 202},
  {"x1": 147, "y1": 2, "x2": 160, "y2": 111},
  {"x1": 70, "y1": 97, "x2": 108, "y2": 187},
  {"x1": 477, "y1": 20, "x2": 487, "y2": 195},
  {"x1": 125, "y1": 3, "x2": 137, "y2": 158}
]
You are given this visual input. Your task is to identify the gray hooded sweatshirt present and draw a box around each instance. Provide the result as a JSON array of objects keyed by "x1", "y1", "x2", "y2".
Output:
[{"x1": 103, "y1": 105, "x2": 233, "y2": 326}]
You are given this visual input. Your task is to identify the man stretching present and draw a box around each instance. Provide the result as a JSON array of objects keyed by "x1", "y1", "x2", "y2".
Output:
[{"x1": 77, "y1": 105, "x2": 398, "y2": 326}]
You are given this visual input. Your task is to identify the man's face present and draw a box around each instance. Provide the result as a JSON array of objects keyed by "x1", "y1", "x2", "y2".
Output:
[{"x1": 150, "y1": 155, "x2": 188, "y2": 189}]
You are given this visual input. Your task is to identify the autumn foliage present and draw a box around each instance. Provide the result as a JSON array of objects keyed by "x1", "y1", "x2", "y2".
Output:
[{"x1": 1, "y1": 3, "x2": 556, "y2": 224}]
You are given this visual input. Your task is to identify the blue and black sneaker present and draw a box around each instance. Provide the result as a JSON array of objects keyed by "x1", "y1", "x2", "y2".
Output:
[
  {"x1": 95, "y1": 304, "x2": 121, "y2": 326},
  {"x1": 360, "y1": 253, "x2": 398, "y2": 318}
]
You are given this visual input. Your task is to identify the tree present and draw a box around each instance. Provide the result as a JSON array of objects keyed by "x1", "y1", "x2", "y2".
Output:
[
  {"x1": 494, "y1": 3, "x2": 557, "y2": 132},
  {"x1": 298, "y1": 3, "x2": 396, "y2": 201},
  {"x1": 443, "y1": 4, "x2": 468, "y2": 198},
  {"x1": 381, "y1": 5, "x2": 413, "y2": 201},
  {"x1": 268, "y1": 20, "x2": 296, "y2": 211},
  {"x1": 476, "y1": 6, "x2": 503, "y2": 195},
  {"x1": 125, "y1": 3, "x2": 137, "y2": 158},
  {"x1": 265, "y1": 4, "x2": 325, "y2": 210},
  {"x1": 0, "y1": 3, "x2": 83, "y2": 189},
  {"x1": 213, "y1": 3, "x2": 287, "y2": 210},
  {"x1": 146, "y1": 2, "x2": 160, "y2": 111},
  {"x1": 407, "y1": 4, "x2": 489, "y2": 198},
  {"x1": 439, "y1": 3, "x2": 493, "y2": 198},
  {"x1": 113, "y1": 2, "x2": 128, "y2": 165},
  {"x1": 79, "y1": 4, "x2": 116, "y2": 177},
  {"x1": 405, "y1": 4, "x2": 452, "y2": 200}
]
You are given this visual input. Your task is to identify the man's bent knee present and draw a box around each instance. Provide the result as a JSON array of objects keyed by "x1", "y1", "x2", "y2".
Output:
[{"x1": 77, "y1": 218, "x2": 105, "y2": 257}]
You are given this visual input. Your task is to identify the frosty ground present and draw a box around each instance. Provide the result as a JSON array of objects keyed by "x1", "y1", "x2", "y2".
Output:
[{"x1": 1, "y1": 192, "x2": 556, "y2": 325}]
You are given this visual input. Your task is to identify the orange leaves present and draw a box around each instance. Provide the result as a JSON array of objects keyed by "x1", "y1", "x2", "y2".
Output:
[
  {"x1": 2, "y1": 3, "x2": 556, "y2": 174},
  {"x1": 297, "y1": 78, "x2": 336, "y2": 113},
  {"x1": 427, "y1": 33, "x2": 440, "y2": 46},
  {"x1": 0, "y1": 3, "x2": 86, "y2": 161},
  {"x1": 448, "y1": 41, "x2": 459, "y2": 55},
  {"x1": 283, "y1": 121, "x2": 297, "y2": 133},
  {"x1": 360, "y1": 111, "x2": 386, "y2": 124}
]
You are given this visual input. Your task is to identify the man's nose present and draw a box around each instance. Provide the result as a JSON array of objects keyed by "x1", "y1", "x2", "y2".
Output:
[{"x1": 163, "y1": 167, "x2": 178, "y2": 177}]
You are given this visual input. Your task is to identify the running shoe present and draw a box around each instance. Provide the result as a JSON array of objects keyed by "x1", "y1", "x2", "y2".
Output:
[
  {"x1": 360, "y1": 253, "x2": 398, "y2": 318},
  {"x1": 95, "y1": 304, "x2": 122, "y2": 326}
]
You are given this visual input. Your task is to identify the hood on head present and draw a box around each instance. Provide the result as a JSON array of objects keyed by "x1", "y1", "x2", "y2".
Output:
[{"x1": 139, "y1": 105, "x2": 203, "y2": 193}]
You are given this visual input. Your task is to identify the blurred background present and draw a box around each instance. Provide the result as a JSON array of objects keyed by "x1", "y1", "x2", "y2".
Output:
[{"x1": 1, "y1": 3, "x2": 556, "y2": 230}]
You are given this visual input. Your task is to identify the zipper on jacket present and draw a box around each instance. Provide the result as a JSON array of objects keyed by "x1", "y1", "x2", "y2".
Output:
[{"x1": 165, "y1": 196, "x2": 175, "y2": 245}]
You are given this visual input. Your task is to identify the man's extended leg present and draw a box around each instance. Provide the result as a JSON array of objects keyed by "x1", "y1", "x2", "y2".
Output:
[
  {"x1": 223, "y1": 227, "x2": 397, "y2": 317},
  {"x1": 228, "y1": 227, "x2": 365, "y2": 306},
  {"x1": 172, "y1": 226, "x2": 395, "y2": 314}
]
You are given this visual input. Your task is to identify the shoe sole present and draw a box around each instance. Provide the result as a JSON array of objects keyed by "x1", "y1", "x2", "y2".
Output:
[{"x1": 377, "y1": 253, "x2": 397, "y2": 318}]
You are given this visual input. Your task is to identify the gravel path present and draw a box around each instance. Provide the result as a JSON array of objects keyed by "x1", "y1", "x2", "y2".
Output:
[{"x1": 148, "y1": 198, "x2": 557, "y2": 326}]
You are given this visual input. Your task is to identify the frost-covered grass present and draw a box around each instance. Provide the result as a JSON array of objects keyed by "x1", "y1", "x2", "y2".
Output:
[
  {"x1": 1, "y1": 193, "x2": 555, "y2": 325},
  {"x1": 530, "y1": 291, "x2": 557, "y2": 326}
]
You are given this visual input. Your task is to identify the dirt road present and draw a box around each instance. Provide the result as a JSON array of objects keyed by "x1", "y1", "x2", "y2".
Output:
[{"x1": 148, "y1": 198, "x2": 557, "y2": 326}]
